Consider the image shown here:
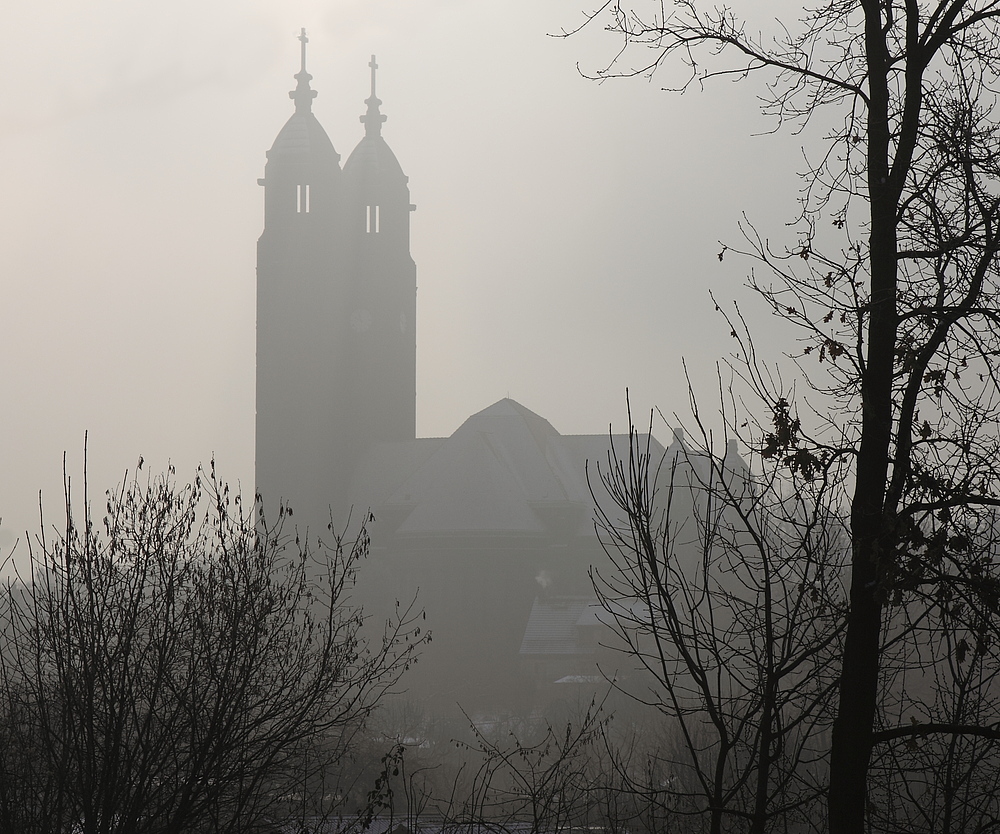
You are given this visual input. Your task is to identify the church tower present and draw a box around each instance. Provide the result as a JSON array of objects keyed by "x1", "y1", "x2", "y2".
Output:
[
  {"x1": 256, "y1": 34, "x2": 416, "y2": 533},
  {"x1": 341, "y1": 56, "x2": 417, "y2": 455}
]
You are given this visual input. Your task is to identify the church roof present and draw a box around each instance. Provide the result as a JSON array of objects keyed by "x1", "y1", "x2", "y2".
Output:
[
  {"x1": 377, "y1": 398, "x2": 588, "y2": 536},
  {"x1": 265, "y1": 29, "x2": 340, "y2": 165},
  {"x1": 352, "y1": 398, "x2": 670, "y2": 540},
  {"x1": 343, "y1": 135, "x2": 406, "y2": 182},
  {"x1": 267, "y1": 112, "x2": 339, "y2": 162},
  {"x1": 343, "y1": 56, "x2": 406, "y2": 183}
]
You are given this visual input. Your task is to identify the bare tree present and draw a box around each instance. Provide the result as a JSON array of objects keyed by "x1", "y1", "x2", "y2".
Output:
[
  {"x1": 869, "y1": 599, "x2": 1000, "y2": 833},
  {"x1": 863, "y1": 510, "x2": 1000, "y2": 833},
  {"x1": 0, "y1": 458, "x2": 423, "y2": 834},
  {"x1": 566, "y1": 2, "x2": 1000, "y2": 829},
  {"x1": 448, "y1": 707, "x2": 607, "y2": 833},
  {"x1": 590, "y1": 410, "x2": 846, "y2": 834}
]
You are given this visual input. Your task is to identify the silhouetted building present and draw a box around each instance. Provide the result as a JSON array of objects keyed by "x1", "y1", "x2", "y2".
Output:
[
  {"x1": 255, "y1": 36, "x2": 746, "y2": 718},
  {"x1": 256, "y1": 32, "x2": 415, "y2": 529},
  {"x1": 350, "y1": 397, "x2": 672, "y2": 712}
]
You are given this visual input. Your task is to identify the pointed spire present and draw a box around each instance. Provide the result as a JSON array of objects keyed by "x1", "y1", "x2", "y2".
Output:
[
  {"x1": 360, "y1": 54, "x2": 387, "y2": 137},
  {"x1": 289, "y1": 28, "x2": 318, "y2": 114}
]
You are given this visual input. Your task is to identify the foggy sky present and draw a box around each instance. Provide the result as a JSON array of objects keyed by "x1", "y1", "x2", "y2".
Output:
[{"x1": 0, "y1": 0, "x2": 807, "y2": 555}]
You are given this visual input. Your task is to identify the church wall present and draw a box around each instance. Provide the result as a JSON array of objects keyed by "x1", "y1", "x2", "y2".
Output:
[{"x1": 255, "y1": 50, "x2": 416, "y2": 533}]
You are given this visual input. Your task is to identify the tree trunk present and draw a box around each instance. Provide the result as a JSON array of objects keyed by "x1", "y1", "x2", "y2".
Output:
[{"x1": 828, "y1": 3, "x2": 897, "y2": 830}]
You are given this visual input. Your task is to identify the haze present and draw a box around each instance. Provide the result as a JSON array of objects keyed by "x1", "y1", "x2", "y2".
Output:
[{"x1": 0, "y1": 0, "x2": 803, "y2": 553}]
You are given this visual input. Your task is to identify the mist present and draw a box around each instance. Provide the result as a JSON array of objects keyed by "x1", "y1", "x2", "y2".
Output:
[
  {"x1": 0, "y1": 0, "x2": 819, "y2": 794},
  {"x1": 5, "y1": 2, "x2": 1000, "y2": 832},
  {"x1": 0, "y1": 0, "x2": 802, "y2": 553}
]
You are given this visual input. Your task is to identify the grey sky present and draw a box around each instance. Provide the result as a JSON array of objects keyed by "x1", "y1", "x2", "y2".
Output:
[{"x1": 0, "y1": 0, "x2": 805, "y2": 553}]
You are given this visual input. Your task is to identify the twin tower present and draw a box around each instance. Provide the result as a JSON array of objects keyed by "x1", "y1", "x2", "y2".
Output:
[{"x1": 256, "y1": 32, "x2": 416, "y2": 531}]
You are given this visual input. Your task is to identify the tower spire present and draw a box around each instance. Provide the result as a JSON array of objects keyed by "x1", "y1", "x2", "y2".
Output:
[
  {"x1": 289, "y1": 28, "x2": 318, "y2": 114},
  {"x1": 360, "y1": 54, "x2": 387, "y2": 137}
]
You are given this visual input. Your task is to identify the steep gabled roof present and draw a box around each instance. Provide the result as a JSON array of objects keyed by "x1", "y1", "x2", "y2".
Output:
[
  {"x1": 382, "y1": 398, "x2": 591, "y2": 536},
  {"x1": 348, "y1": 398, "x2": 740, "y2": 542},
  {"x1": 267, "y1": 111, "x2": 339, "y2": 162}
]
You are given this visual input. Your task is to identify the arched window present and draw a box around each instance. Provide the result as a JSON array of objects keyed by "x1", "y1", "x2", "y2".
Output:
[{"x1": 296, "y1": 184, "x2": 311, "y2": 213}]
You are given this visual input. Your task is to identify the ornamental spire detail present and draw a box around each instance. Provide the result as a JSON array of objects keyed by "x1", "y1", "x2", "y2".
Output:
[
  {"x1": 289, "y1": 28, "x2": 318, "y2": 114},
  {"x1": 360, "y1": 55, "x2": 387, "y2": 137}
]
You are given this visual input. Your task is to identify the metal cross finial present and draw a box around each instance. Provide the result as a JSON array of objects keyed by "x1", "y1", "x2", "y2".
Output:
[
  {"x1": 361, "y1": 54, "x2": 386, "y2": 136},
  {"x1": 299, "y1": 28, "x2": 309, "y2": 73},
  {"x1": 290, "y1": 28, "x2": 317, "y2": 113}
]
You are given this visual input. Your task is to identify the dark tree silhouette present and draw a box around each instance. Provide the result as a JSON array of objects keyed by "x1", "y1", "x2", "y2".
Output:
[
  {"x1": 591, "y1": 412, "x2": 846, "y2": 834},
  {"x1": 567, "y1": 2, "x2": 1000, "y2": 831},
  {"x1": 0, "y1": 458, "x2": 423, "y2": 834}
]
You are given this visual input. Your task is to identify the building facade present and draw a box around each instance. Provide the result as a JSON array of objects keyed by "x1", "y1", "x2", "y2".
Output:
[
  {"x1": 256, "y1": 32, "x2": 415, "y2": 531},
  {"x1": 255, "y1": 37, "x2": 743, "y2": 718}
]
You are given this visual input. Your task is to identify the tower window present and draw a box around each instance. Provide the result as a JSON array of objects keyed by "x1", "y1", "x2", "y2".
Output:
[
  {"x1": 366, "y1": 204, "x2": 380, "y2": 233},
  {"x1": 297, "y1": 184, "x2": 311, "y2": 213}
]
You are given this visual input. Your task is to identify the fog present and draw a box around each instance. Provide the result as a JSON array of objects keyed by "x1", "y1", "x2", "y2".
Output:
[
  {"x1": 4, "y1": 4, "x2": 1000, "y2": 830},
  {"x1": 0, "y1": 1, "x2": 803, "y2": 554}
]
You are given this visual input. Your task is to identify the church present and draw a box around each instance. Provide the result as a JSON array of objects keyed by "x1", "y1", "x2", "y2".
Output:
[{"x1": 255, "y1": 34, "x2": 724, "y2": 717}]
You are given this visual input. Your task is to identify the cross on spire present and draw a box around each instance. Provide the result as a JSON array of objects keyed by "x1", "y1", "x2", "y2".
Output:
[
  {"x1": 289, "y1": 28, "x2": 317, "y2": 114},
  {"x1": 361, "y1": 54, "x2": 387, "y2": 137},
  {"x1": 299, "y1": 28, "x2": 309, "y2": 74}
]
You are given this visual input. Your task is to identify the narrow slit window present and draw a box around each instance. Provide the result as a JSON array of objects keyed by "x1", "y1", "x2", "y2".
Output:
[
  {"x1": 297, "y1": 184, "x2": 311, "y2": 213},
  {"x1": 366, "y1": 204, "x2": 381, "y2": 233}
]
